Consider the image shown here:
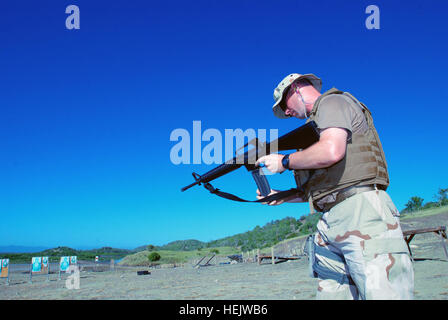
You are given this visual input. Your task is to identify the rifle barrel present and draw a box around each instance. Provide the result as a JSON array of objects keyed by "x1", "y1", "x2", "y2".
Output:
[{"x1": 181, "y1": 181, "x2": 200, "y2": 192}]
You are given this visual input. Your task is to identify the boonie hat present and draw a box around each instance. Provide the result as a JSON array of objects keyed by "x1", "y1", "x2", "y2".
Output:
[{"x1": 272, "y1": 73, "x2": 322, "y2": 119}]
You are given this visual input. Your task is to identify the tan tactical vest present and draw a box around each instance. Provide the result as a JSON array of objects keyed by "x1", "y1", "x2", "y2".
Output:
[{"x1": 294, "y1": 88, "x2": 389, "y2": 207}]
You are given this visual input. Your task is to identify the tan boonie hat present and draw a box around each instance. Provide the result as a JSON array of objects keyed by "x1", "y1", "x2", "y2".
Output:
[{"x1": 272, "y1": 73, "x2": 322, "y2": 119}]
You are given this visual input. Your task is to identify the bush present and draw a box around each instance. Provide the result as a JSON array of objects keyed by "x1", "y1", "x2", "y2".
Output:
[
  {"x1": 148, "y1": 252, "x2": 161, "y2": 262},
  {"x1": 210, "y1": 249, "x2": 219, "y2": 254},
  {"x1": 286, "y1": 233, "x2": 297, "y2": 240}
]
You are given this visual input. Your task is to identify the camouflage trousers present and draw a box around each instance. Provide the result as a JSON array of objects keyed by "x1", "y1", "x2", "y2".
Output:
[{"x1": 310, "y1": 189, "x2": 414, "y2": 300}]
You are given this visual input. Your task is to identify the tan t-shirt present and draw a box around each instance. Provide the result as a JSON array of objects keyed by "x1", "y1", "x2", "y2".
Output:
[
  {"x1": 311, "y1": 93, "x2": 369, "y2": 210},
  {"x1": 314, "y1": 93, "x2": 368, "y2": 140}
]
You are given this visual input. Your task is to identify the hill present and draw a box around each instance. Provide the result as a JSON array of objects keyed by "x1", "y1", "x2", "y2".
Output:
[
  {"x1": 128, "y1": 214, "x2": 322, "y2": 255},
  {"x1": 206, "y1": 214, "x2": 321, "y2": 251},
  {"x1": 0, "y1": 246, "x2": 131, "y2": 263},
  {"x1": 158, "y1": 239, "x2": 205, "y2": 251},
  {"x1": 119, "y1": 246, "x2": 239, "y2": 266},
  {"x1": 132, "y1": 240, "x2": 206, "y2": 253}
]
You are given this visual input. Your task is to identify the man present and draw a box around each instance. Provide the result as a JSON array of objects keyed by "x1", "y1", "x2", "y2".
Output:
[{"x1": 255, "y1": 73, "x2": 414, "y2": 300}]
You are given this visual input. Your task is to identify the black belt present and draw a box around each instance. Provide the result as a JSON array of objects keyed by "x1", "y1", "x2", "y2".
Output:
[{"x1": 320, "y1": 184, "x2": 384, "y2": 212}]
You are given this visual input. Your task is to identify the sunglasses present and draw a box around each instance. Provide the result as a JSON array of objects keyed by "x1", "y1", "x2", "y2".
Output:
[{"x1": 280, "y1": 84, "x2": 302, "y2": 114}]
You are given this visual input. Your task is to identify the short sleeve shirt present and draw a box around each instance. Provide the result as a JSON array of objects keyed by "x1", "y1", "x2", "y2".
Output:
[{"x1": 314, "y1": 93, "x2": 368, "y2": 139}]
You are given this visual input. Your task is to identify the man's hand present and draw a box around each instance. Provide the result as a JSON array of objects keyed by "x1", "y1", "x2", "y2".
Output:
[
  {"x1": 256, "y1": 188, "x2": 286, "y2": 206},
  {"x1": 256, "y1": 189, "x2": 306, "y2": 205},
  {"x1": 255, "y1": 154, "x2": 285, "y2": 173}
]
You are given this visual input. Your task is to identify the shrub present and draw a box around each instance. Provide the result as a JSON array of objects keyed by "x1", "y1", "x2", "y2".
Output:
[
  {"x1": 286, "y1": 233, "x2": 297, "y2": 240},
  {"x1": 148, "y1": 252, "x2": 161, "y2": 262}
]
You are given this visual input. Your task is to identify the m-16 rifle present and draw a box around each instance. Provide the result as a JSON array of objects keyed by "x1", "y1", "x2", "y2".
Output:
[{"x1": 181, "y1": 121, "x2": 320, "y2": 203}]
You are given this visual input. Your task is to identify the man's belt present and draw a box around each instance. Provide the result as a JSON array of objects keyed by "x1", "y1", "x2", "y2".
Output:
[{"x1": 321, "y1": 184, "x2": 384, "y2": 212}]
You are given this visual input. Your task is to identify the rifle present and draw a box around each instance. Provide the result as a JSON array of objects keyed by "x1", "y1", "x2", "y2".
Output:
[{"x1": 181, "y1": 121, "x2": 320, "y2": 203}]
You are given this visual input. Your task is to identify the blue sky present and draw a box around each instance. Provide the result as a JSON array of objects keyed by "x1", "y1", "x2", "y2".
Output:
[{"x1": 1, "y1": 0, "x2": 447, "y2": 249}]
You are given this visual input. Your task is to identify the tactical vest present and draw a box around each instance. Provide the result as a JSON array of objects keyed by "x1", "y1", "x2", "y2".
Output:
[{"x1": 294, "y1": 88, "x2": 389, "y2": 208}]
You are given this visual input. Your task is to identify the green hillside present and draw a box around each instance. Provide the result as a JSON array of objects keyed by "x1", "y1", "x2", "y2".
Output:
[
  {"x1": 158, "y1": 239, "x2": 205, "y2": 251},
  {"x1": 1, "y1": 246, "x2": 131, "y2": 263},
  {"x1": 128, "y1": 214, "x2": 322, "y2": 256},
  {"x1": 206, "y1": 214, "x2": 321, "y2": 251},
  {"x1": 119, "y1": 246, "x2": 239, "y2": 266}
]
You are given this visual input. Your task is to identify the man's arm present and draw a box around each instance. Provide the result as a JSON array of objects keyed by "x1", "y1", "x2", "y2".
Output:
[
  {"x1": 254, "y1": 127, "x2": 347, "y2": 205},
  {"x1": 255, "y1": 127, "x2": 348, "y2": 173},
  {"x1": 289, "y1": 127, "x2": 348, "y2": 169}
]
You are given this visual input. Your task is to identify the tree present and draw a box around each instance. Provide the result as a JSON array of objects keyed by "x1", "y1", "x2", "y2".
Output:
[
  {"x1": 404, "y1": 196, "x2": 424, "y2": 213},
  {"x1": 423, "y1": 201, "x2": 438, "y2": 210},
  {"x1": 436, "y1": 188, "x2": 448, "y2": 206}
]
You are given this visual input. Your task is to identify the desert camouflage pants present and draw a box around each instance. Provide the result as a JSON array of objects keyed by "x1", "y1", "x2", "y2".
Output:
[{"x1": 310, "y1": 190, "x2": 414, "y2": 300}]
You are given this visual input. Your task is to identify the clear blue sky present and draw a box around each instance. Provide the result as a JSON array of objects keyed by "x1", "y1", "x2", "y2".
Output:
[{"x1": 1, "y1": 0, "x2": 447, "y2": 250}]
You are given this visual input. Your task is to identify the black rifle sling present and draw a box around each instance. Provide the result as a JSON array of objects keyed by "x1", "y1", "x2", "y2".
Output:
[{"x1": 202, "y1": 181, "x2": 299, "y2": 203}]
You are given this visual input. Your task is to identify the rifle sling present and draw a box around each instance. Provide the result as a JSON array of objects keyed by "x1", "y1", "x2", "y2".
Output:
[{"x1": 202, "y1": 182, "x2": 299, "y2": 203}]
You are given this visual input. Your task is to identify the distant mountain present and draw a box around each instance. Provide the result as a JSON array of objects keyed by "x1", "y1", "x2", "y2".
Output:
[{"x1": 0, "y1": 245, "x2": 50, "y2": 253}]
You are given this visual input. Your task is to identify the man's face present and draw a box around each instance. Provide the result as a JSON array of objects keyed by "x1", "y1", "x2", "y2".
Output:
[{"x1": 283, "y1": 83, "x2": 308, "y2": 119}]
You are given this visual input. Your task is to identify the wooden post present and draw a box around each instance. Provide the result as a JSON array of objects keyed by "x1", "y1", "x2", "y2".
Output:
[
  {"x1": 438, "y1": 230, "x2": 448, "y2": 259},
  {"x1": 110, "y1": 259, "x2": 115, "y2": 271},
  {"x1": 257, "y1": 249, "x2": 260, "y2": 265},
  {"x1": 271, "y1": 247, "x2": 275, "y2": 265}
]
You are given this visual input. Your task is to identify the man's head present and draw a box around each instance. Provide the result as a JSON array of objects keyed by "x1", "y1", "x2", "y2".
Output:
[{"x1": 272, "y1": 73, "x2": 322, "y2": 119}]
